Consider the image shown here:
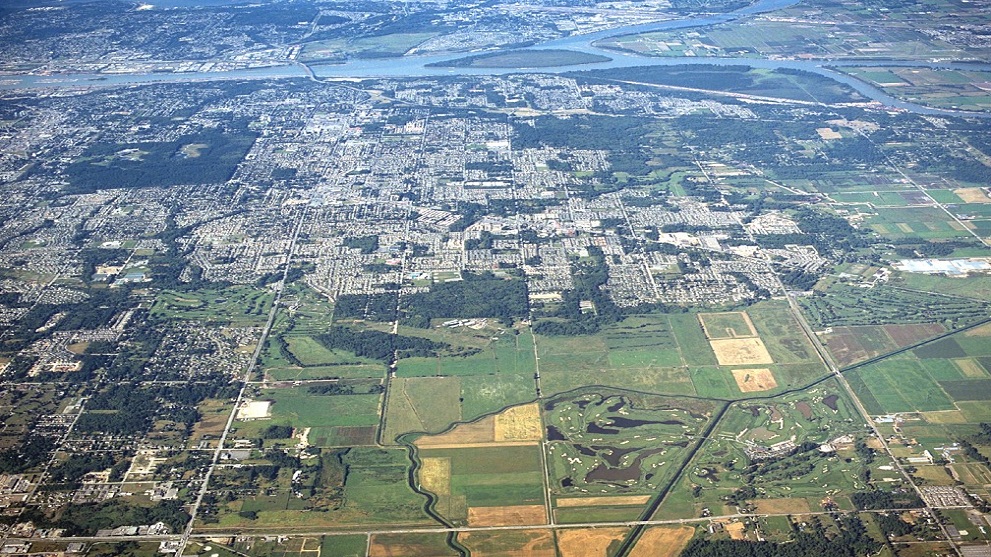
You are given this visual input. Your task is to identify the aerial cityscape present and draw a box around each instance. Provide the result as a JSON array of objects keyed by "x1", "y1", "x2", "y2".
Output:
[{"x1": 1, "y1": 0, "x2": 991, "y2": 555}]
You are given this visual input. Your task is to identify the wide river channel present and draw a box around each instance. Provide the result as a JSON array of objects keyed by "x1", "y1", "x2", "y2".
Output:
[{"x1": 5, "y1": 0, "x2": 991, "y2": 118}]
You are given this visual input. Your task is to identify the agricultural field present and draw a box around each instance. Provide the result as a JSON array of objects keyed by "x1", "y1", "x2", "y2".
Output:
[
  {"x1": 413, "y1": 404, "x2": 545, "y2": 526},
  {"x1": 821, "y1": 323, "x2": 946, "y2": 367},
  {"x1": 458, "y1": 529, "x2": 556, "y2": 557},
  {"x1": 841, "y1": 67, "x2": 991, "y2": 113},
  {"x1": 368, "y1": 532, "x2": 458, "y2": 557},
  {"x1": 627, "y1": 526, "x2": 696, "y2": 557},
  {"x1": 867, "y1": 206, "x2": 974, "y2": 240},
  {"x1": 535, "y1": 313, "x2": 708, "y2": 397},
  {"x1": 846, "y1": 324, "x2": 991, "y2": 416},
  {"x1": 229, "y1": 383, "x2": 382, "y2": 447},
  {"x1": 555, "y1": 527, "x2": 630, "y2": 557}
]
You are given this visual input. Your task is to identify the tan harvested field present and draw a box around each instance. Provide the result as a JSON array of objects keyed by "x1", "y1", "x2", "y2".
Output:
[
  {"x1": 459, "y1": 529, "x2": 556, "y2": 557},
  {"x1": 816, "y1": 128, "x2": 842, "y2": 140},
  {"x1": 955, "y1": 188, "x2": 991, "y2": 203},
  {"x1": 954, "y1": 358, "x2": 988, "y2": 378},
  {"x1": 732, "y1": 368, "x2": 778, "y2": 392},
  {"x1": 965, "y1": 322, "x2": 991, "y2": 337},
  {"x1": 725, "y1": 521, "x2": 747, "y2": 540},
  {"x1": 468, "y1": 505, "x2": 547, "y2": 527},
  {"x1": 415, "y1": 403, "x2": 542, "y2": 449},
  {"x1": 556, "y1": 527, "x2": 629, "y2": 557},
  {"x1": 417, "y1": 441, "x2": 538, "y2": 449},
  {"x1": 710, "y1": 338, "x2": 773, "y2": 365},
  {"x1": 555, "y1": 495, "x2": 651, "y2": 508},
  {"x1": 419, "y1": 457, "x2": 451, "y2": 495},
  {"x1": 415, "y1": 416, "x2": 495, "y2": 447},
  {"x1": 753, "y1": 498, "x2": 811, "y2": 514},
  {"x1": 910, "y1": 465, "x2": 956, "y2": 486},
  {"x1": 628, "y1": 526, "x2": 695, "y2": 557},
  {"x1": 495, "y1": 403, "x2": 542, "y2": 442}
]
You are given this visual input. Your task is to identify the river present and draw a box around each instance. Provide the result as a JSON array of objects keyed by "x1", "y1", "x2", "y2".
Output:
[{"x1": 3, "y1": 0, "x2": 990, "y2": 118}]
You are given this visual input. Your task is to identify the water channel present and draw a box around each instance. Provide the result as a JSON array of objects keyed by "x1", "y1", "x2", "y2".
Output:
[{"x1": 4, "y1": 0, "x2": 990, "y2": 118}]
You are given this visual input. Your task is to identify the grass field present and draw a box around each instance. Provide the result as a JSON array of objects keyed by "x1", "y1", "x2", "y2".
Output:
[
  {"x1": 382, "y1": 376, "x2": 462, "y2": 443},
  {"x1": 266, "y1": 364, "x2": 385, "y2": 381},
  {"x1": 395, "y1": 325, "x2": 536, "y2": 377},
  {"x1": 535, "y1": 314, "x2": 715, "y2": 397},
  {"x1": 322, "y1": 535, "x2": 367, "y2": 557},
  {"x1": 209, "y1": 448, "x2": 431, "y2": 531},
  {"x1": 698, "y1": 312, "x2": 756, "y2": 339},
  {"x1": 459, "y1": 373, "x2": 536, "y2": 422},
  {"x1": 284, "y1": 336, "x2": 376, "y2": 367},
  {"x1": 231, "y1": 387, "x2": 381, "y2": 443},
  {"x1": 747, "y1": 301, "x2": 819, "y2": 364}
]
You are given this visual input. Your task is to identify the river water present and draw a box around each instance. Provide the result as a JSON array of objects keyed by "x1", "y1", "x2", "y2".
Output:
[{"x1": 4, "y1": 0, "x2": 990, "y2": 118}]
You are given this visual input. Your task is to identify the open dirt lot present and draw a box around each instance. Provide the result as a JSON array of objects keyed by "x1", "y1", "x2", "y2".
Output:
[
  {"x1": 628, "y1": 526, "x2": 695, "y2": 557},
  {"x1": 754, "y1": 498, "x2": 811, "y2": 514},
  {"x1": 556, "y1": 528, "x2": 629, "y2": 557},
  {"x1": 732, "y1": 368, "x2": 778, "y2": 392},
  {"x1": 955, "y1": 188, "x2": 991, "y2": 203},
  {"x1": 468, "y1": 505, "x2": 547, "y2": 527},
  {"x1": 725, "y1": 521, "x2": 747, "y2": 540},
  {"x1": 710, "y1": 338, "x2": 773, "y2": 365},
  {"x1": 555, "y1": 495, "x2": 651, "y2": 508}
]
